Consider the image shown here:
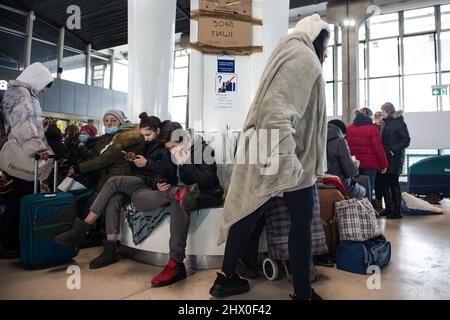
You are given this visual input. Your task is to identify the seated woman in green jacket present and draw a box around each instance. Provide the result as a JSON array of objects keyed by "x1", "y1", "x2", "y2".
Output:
[{"x1": 70, "y1": 109, "x2": 142, "y2": 192}]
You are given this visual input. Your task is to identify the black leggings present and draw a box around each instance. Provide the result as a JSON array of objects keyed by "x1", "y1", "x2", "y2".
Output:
[
  {"x1": 221, "y1": 186, "x2": 314, "y2": 299},
  {"x1": 383, "y1": 173, "x2": 400, "y2": 188}
]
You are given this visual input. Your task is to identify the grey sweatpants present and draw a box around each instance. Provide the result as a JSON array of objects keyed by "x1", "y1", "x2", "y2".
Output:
[{"x1": 90, "y1": 175, "x2": 190, "y2": 264}]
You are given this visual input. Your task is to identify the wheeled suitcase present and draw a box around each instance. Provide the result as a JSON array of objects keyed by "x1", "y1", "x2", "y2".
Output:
[
  {"x1": 262, "y1": 186, "x2": 322, "y2": 282},
  {"x1": 318, "y1": 187, "x2": 345, "y2": 259},
  {"x1": 20, "y1": 155, "x2": 78, "y2": 268}
]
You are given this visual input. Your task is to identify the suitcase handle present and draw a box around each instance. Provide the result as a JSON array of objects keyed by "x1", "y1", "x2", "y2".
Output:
[{"x1": 34, "y1": 154, "x2": 58, "y2": 194}]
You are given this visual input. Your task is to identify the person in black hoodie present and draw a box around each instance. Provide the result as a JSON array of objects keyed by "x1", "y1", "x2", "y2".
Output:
[
  {"x1": 54, "y1": 113, "x2": 174, "y2": 269},
  {"x1": 379, "y1": 102, "x2": 411, "y2": 219},
  {"x1": 132, "y1": 121, "x2": 223, "y2": 288}
]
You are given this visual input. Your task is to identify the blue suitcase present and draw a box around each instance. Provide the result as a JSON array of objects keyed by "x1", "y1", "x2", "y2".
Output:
[{"x1": 20, "y1": 156, "x2": 78, "y2": 268}]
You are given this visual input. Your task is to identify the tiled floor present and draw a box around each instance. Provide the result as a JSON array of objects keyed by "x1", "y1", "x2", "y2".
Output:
[{"x1": 1, "y1": 200, "x2": 449, "y2": 300}]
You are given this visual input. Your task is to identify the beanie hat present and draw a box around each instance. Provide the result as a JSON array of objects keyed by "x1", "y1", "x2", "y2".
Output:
[
  {"x1": 294, "y1": 13, "x2": 330, "y2": 43},
  {"x1": 80, "y1": 124, "x2": 98, "y2": 139},
  {"x1": 104, "y1": 109, "x2": 126, "y2": 125}
]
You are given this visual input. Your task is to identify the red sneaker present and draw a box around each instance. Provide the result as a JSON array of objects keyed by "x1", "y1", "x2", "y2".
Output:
[{"x1": 151, "y1": 259, "x2": 187, "y2": 287}]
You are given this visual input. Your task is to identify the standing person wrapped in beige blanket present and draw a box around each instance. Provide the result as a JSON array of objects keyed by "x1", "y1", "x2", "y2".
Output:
[{"x1": 209, "y1": 14, "x2": 330, "y2": 300}]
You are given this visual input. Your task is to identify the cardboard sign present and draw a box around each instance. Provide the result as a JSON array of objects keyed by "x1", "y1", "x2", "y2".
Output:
[
  {"x1": 200, "y1": 0, "x2": 252, "y2": 16},
  {"x1": 198, "y1": 17, "x2": 251, "y2": 48}
]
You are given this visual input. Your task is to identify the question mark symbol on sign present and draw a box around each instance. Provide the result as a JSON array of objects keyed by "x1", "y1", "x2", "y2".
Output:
[{"x1": 218, "y1": 75, "x2": 223, "y2": 83}]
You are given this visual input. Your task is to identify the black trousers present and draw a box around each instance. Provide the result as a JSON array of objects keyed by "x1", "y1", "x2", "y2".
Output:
[
  {"x1": 0, "y1": 177, "x2": 34, "y2": 250},
  {"x1": 222, "y1": 186, "x2": 314, "y2": 299},
  {"x1": 382, "y1": 173, "x2": 401, "y2": 213},
  {"x1": 375, "y1": 172, "x2": 384, "y2": 201}
]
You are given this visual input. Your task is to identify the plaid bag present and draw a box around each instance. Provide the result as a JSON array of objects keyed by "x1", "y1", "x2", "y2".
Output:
[
  {"x1": 265, "y1": 185, "x2": 328, "y2": 261},
  {"x1": 335, "y1": 198, "x2": 380, "y2": 241}
]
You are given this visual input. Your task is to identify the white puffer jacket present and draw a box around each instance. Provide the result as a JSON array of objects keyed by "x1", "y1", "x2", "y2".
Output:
[{"x1": 1, "y1": 62, "x2": 53, "y2": 157}]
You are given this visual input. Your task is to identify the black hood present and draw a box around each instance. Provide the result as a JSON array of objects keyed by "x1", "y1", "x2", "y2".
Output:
[
  {"x1": 353, "y1": 113, "x2": 373, "y2": 126},
  {"x1": 327, "y1": 123, "x2": 343, "y2": 141}
]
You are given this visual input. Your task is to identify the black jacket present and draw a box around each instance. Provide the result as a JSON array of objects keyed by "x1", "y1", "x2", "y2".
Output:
[
  {"x1": 149, "y1": 136, "x2": 223, "y2": 209},
  {"x1": 381, "y1": 111, "x2": 411, "y2": 175},
  {"x1": 132, "y1": 139, "x2": 169, "y2": 184},
  {"x1": 45, "y1": 124, "x2": 65, "y2": 159}
]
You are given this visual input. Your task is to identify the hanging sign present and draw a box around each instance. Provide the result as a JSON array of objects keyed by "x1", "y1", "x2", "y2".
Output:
[{"x1": 215, "y1": 73, "x2": 238, "y2": 109}]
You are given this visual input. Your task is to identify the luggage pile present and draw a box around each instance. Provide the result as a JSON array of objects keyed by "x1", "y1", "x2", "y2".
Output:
[{"x1": 335, "y1": 198, "x2": 392, "y2": 275}]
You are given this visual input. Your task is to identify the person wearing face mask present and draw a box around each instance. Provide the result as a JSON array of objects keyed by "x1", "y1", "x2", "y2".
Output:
[
  {"x1": 0, "y1": 62, "x2": 53, "y2": 258},
  {"x1": 68, "y1": 109, "x2": 141, "y2": 193},
  {"x1": 54, "y1": 113, "x2": 174, "y2": 269}
]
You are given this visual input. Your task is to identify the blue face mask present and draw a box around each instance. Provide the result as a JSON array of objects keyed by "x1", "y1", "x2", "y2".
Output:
[
  {"x1": 79, "y1": 134, "x2": 90, "y2": 143},
  {"x1": 105, "y1": 127, "x2": 119, "y2": 135}
]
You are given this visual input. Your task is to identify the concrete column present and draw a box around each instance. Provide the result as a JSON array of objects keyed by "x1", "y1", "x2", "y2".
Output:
[
  {"x1": 128, "y1": 0, "x2": 176, "y2": 123},
  {"x1": 24, "y1": 10, "x2": 34, "y2": 68},
  {"x1": 189, "y1": 0, "x2": 290, "y2": 132},
  {"x1": 85, "y1": 43, "x2": 92, "y2": 85},
  {"x1": 57, "y1": 27, "x2": 65, "y2": 79},
  {"x1": 109, "y1": 50, "x2": 115, "y2": 90},
  {"x1": 327, "y1": 0, "x2": 374, "y2": 124}
]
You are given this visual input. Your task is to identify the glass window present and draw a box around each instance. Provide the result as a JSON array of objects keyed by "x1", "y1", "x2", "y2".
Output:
[
  {"x1": 61, "y1": 50, "x2": 86, "y2": 85},
  {"x1": 369, "y1": 77, "x2": 400, "y2": 110},
  {"x1": 113, "y1": 61, "x2": 128, "y2": 93},
  {"x1": 404, "y1": 7, "x2": 435, "y2": 34},
  {"x1": 325, "y1": 82, "x2": 334, "y2": 116},
  {"x1": 369, "y1": 38, "x2": 399, "y2": 77},
  {"x1": 175, "y1": 50, "x2": 189, "y2": 68},
  {"x1": 403, "y1": 34, "x2": 436, "y2": 75},
  {"x1": 171, "y1": 96, "x2": 187, "y2": 127},
  {"x1": 173, "y1": 68, "x2": 189, "y2": 97},
  {"x1": 442, "y1": 4, "x2": 450, "y2": 30},
  {"x1": 441, "y1": 31, "x2": 450, "y2": 71},
  {"x1": 328, "y1": 24, "x2": 335, "y2": 45},
  {"x1": 441, "y1": 73, "x2": 450, "y2": 111},
  {"x1": 323, "y1": 46, "x2": 334, "y2": 82},
  {"x1": 0, "y1": 32, "x2": 25, "y2": 70},
  {"x1": 359, "y1": 42, "x2": 366, "y2": 80},
  {"x1": 404, "y1": 74, "x2": 438, "y2": 112},
  {"x1": 337, "y1": 45, "x2": 342, "y2": 81},
  {"x1": 369, "y1": 13, "x2": 399, "y2": 39},
  {"x1": 359, "y1": 23, "x2": 366, "y2": 41},
  {"x1": 337, "y1": 81, "x2": 343, "y2": 116},
  {"x1": 360, "y1": 79, "x2": 367, "y2": 108},
  {"x1": 31, "y1": 41, "x2": 58, "y2": 75}
]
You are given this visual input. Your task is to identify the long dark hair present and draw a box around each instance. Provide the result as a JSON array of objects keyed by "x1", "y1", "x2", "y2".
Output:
[
  {"x1": 139, "y1": 112, "x2": 161, "y2": 131},
  {"x1": 313, "y1": 29, "x2": 330, "y2": 64},
  {"x1": 64, "y1": 125, "x2": 80, "y2": 148},
  {"x1": 159, "y1": 121, "x2": 184, "y2": 144}
]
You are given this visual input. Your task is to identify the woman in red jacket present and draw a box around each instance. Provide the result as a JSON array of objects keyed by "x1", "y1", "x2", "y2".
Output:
[{"x1": 346, "y1": 108, "x2": 388, "y2": 206}]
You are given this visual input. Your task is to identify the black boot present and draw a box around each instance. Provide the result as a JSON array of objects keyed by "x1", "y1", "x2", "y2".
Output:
[
  {"x1": 54, "y1": 218, "x2": 90, "y2": 247},
  {"x1": 387, "y1": 187, "x2": 402, "y2": 220},
  {"x1": 209, "y1": 272, "x2": 250, "y2": 298},
  {"x1": 89, "y1": 240, "x2": 121, "y2": 269},
  {"x1": 313, "y1": 254, "x2": 335, "y2": 268},
  {"x1": 290, "y1": 289, "x2": 323, "y2": 300},
  {"x1": 379, "y1": 187, "x2": 392, "y2": 217}
]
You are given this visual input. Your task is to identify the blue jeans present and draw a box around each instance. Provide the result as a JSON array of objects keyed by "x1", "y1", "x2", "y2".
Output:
[{"x1": 359, "y1": 168, "x2": 377, "y2": 200}]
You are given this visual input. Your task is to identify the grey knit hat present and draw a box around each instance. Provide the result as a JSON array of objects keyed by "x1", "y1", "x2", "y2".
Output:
[{"x1": 103, "y1": 109, "x2": 126, "y2": 125}]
